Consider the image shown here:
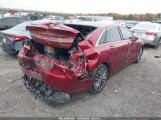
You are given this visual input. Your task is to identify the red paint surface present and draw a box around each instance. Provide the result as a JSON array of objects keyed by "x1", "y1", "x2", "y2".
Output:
[{"x1": 19, "y1": 23, "x2": 144, "y2": 94}]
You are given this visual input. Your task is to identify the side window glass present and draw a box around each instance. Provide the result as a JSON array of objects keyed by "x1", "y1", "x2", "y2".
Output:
[
  {"x1": 5, "y1": 18, "x2": 15, "y2": 25},
  {"x1": 6, "y1": 18, "x2": 12, "y2": 23},
  {"x1": 120, "y1": 27, "x2": 133, "y2": 40},
  {"x1": 12, "y1": 18, "x2": 17, "y2": 24},
  {"x1": 1, "y1": 19, "x2": 5, "y2": 23},
  {"x1": 104, "y1": 27, "x2": 121, "y2": 43},
  {"x1": 16, "y1": 18, "x2": 25, "y2": 24},
  {"x1": 98, "y1": 30, "x2": 106, "y2": 45}
]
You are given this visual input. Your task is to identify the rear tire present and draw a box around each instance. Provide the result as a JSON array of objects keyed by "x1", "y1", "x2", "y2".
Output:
[
  {"x1": 154, "y1": 39, "x2": 161, "y2": 49},
  {"x1": 89, "y1": 64, "x2": 109, "y2": 94}
]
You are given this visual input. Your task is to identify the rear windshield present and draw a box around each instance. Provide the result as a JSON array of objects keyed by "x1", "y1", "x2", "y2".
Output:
[
  {"x1": 65, "y1": 24, "x2": 97, "y2": 38},
  {"x1": 134, "y1": 22, "x2": 158, "y2": 30},
  {"x1": 10, "y1": 21, "x2": 32, "y2": 31},
  {"x1": 9, "y1": 19, "x2": 54, "y2": 31}
]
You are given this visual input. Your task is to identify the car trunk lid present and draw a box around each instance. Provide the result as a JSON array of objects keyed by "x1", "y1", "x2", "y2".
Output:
[
  {"x1": 131, "y1": 29, "x2": 150, "y2": 38},
  {"x1": 26, "y1": 22, "x2": 84, "y2": 49}
]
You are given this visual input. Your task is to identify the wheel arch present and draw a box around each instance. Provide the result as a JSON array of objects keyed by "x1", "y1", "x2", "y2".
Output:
[{"x1": 101, "y1": 62, "x2": 111, "y2": 76}]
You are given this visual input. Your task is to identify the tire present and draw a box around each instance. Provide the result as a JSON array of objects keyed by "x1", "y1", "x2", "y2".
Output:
[
  {"x1": 154, "y1": 39, "x2": 161, "y2": 49},
  {"x1": 89, "y1": 64, "x2": 109, "y2": 94},
  {"x1": 135, "y1": 47, "x2": 143, "y2": 63}
]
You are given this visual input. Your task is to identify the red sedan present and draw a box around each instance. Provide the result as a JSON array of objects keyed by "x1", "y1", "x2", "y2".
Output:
[{"x1": 18, "y1": 22, "x2": 144, "y2": 104}]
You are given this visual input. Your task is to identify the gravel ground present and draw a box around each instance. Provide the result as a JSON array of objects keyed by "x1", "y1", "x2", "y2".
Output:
[{"x1": 0, "y1": 46, "x2": 161, "y2": 117}]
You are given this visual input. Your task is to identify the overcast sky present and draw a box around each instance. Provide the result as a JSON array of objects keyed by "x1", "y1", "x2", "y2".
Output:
[{"x1": 1, "y1": 0, "x2": 161, "y2": 14}]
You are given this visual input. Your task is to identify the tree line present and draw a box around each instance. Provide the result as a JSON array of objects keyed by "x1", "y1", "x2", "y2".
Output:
[
  {"x1": 81, "y1": 13, "x2": 161, "y2": 21},
  {"x1": 1, "y1": 8, "x2": 161, "y2": 21}
]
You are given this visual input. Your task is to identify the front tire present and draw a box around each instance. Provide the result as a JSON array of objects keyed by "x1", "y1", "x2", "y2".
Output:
[{"x1": 89, "y1": 64, "x2": 109, "y2": 94}]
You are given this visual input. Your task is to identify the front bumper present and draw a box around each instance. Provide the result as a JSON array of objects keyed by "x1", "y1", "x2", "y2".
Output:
[{"x1": 18, "y1": 53, "x2": 94, "y2": 94}]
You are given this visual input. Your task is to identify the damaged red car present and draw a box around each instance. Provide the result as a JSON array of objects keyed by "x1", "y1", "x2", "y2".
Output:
[{"x1": 18, "y1": 22, "x2": 144, "y2": 104}]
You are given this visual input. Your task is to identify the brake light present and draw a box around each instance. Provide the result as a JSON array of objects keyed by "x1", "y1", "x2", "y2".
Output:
[
  {"x1": 145, "y1": 32, "x2": 157, "y2": 36},
  {"x1": 8, "y1": 36, "x2": 28, "y2": 41}
]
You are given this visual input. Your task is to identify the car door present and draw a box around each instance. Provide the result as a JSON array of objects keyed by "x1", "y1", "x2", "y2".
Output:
[
  {"x1": 106, "y1": 27, "x2": 132, "y2": 73},
  {"x1": 97, "y1": 27, "x2": 130, "y2": 73},
  {"x1": 119, "y1": 26, "x2": 138, "y2": 64}
]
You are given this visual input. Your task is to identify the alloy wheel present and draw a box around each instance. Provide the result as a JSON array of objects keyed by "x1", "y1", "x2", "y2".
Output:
[{"x1": 93, "y1": 66, "x2": 108, "y2": 92}]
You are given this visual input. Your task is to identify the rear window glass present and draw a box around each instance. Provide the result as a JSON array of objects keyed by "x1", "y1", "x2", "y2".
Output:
[
  {"x1": 134, "y1": 22, "x2": 158, "y2": 30},
  {"x1": 10, "y1": 21, "x2": 32, "y2": 31}
]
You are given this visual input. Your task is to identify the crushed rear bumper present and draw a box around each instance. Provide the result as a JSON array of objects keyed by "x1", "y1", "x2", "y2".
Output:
[{"x1": 18, "y1": 52, "x2": 94, "y2": 94}]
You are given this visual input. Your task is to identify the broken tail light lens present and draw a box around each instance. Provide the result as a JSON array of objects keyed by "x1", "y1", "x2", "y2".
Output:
[
  {"x1": 8, "y1": 36, "x2": 28, "y2": 41},
  {"x1": 142, "y1": 32, "x2": 157, "y2": 41},
  {"x1": 145, "y1": 32, "x2": 157, "y2": 36}
]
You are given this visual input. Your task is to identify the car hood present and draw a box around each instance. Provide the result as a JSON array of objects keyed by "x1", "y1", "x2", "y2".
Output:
[
  {"x1": 26, "y1": 22, "x2": 84, "y2": 49},
  {"x1": 0, "y1": 29, "x2": 31, "y2": 39}
]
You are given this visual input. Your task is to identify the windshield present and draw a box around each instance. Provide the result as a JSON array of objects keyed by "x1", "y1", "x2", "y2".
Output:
[{"x1": 134, "y1": 22, "x2": 158, "y2": 30}]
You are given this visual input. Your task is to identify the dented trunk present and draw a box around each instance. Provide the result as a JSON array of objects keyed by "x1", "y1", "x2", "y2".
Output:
[
  {"x1": 18, "y1": 22, "x2": 99, "y2": 96},
  {"x1": 26, "y1": 22, "x2": 84, "y2": 49}
]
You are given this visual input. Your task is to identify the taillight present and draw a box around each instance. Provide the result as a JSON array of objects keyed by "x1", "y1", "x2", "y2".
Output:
[
  {"x1": 8, "y1": 36, "x2": 28, "y2": 41},
  {"x1": 145, "y1": 32, "x2": 157, "y2": 36}
]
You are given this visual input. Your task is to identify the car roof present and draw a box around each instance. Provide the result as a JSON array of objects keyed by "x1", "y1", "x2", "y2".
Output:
[{"x1": 138, "y1": 21, "x2": 159, "y2": 25}]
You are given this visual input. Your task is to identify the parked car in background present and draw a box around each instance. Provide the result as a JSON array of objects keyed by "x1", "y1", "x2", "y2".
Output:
[
  {"x1": 28, "y1": 15, "x2": 45, "y2": 20},
  {"x1": 125, "y1": 21, "x2": 138, "y2": 29},
  {"x1": 18, "y1": 22, "x2": 144, "y2": 104},
  {"x1": 0, "y1": 19, "x2": 55, "y2": 54},
  {"x1": 114, "y1": 20, "x2": 126, "y2": 27},
  {"x1": 0, "y1": 16, "x2": 29, "y2": 30},
  {"x1": 131, "y1": 22, "x2": 161, "y2": 48}
]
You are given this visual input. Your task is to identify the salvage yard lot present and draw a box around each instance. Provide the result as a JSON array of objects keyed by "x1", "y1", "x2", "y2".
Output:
[{"x1": 0, "y1": 46, "x2": 161, "y2": 117}]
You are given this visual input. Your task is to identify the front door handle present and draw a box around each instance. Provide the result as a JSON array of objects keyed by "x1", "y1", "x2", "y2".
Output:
[{"x1": 110, "y1": 45, "x2": 115, "y2": 49}]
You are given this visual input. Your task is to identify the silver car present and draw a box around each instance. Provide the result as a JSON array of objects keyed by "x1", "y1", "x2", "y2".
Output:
[
  {"x1": 131, "y1": 22, "x2": 161, "y2": 48},
  {"x1": 0, "y1": 19, "x2": 55, "y2": 54}
]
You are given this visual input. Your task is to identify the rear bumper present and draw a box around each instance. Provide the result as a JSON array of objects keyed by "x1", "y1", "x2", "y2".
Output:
[
  {"x1": 18, "y1": 53, "x2": 94, "y2": 94},
  {"x1": 2, "y1": 41, "x2": 23, "y2": 54},
  {"x1": 2, "y1": 43, "x2": 16, "y2": 54},
  {"x1": 142, "y1": 38, "x2": 159, "y2": 46},
  {"x1": 22, "y1": 75, "x2": 72, "y2": 104}
]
